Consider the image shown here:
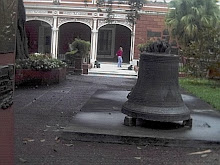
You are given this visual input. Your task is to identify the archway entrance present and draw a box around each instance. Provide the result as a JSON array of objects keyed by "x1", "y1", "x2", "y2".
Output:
[
  {"x1": 97, "y1": 24, "x2": 131, "y2": 63},
  {"x1": 58, "y1": 22, "x2": 91, "y2": 55},
  {"x1": 25, "y1": 20, "x2": 52, "y2": 54}
]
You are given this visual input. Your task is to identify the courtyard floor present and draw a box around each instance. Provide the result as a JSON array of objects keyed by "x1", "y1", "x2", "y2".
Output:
[{"x1": 14, "y1": 63, "x2": 220, "y2": 165}]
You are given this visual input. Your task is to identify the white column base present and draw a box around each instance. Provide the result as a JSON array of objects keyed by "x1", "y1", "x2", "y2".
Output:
[{"x1": 130, "y1": 59, "x2": 139, "y2": 66}]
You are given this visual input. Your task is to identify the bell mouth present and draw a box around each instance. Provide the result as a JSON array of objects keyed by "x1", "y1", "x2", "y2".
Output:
[
  {"x1": 122, "y1": 52, "x2": 191, "y2": 123},
  {"x1": 122, "y1": 101, "x2": 191, "y2": 122}
]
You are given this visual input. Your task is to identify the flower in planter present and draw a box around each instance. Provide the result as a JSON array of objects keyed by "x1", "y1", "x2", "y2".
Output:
[{"x1": 16, "y1": 53, "x2": 67, "y2": 71}]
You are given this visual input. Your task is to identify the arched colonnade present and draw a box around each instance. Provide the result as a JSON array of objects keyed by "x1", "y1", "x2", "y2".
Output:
[{"x1": 26, "y1": 16, "x2": 136, "y2": 64}]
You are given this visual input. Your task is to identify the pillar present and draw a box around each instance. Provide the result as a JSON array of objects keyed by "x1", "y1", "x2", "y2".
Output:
[
  {"x1": 90, "y1": 19, "x2": 98, "y2": 64},
  {"x1": 130, "y1": 24, "x2": 136, "y2": 65},
  {"x1": 51, "y1": 16, "x2": 59, "y2": 59},
  {"x1": 90, "y1": 30, "x2": 99, "y2": 64}
]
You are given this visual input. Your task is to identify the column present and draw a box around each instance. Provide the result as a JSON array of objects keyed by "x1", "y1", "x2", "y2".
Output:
[
  {"x1": 90, "y1": 19, "x2": 98, "y2": 64},
  {"x1": 54, "y1": 28, "x2": 59, "y2": 58},
  {"x1": 51, "y1": 16, "x2": 59, "y2": 59},
  {"x1": 130, "y1": 24, "x2": 136, "y2": 65}
]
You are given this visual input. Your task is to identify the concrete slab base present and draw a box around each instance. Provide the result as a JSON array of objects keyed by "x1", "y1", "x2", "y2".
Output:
[{"x1": 62, "y1": 90, "x2": 220, "y2": 148}]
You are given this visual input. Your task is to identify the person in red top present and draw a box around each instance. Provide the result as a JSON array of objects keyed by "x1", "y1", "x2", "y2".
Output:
[{"x1": 116, "y1": 46, "x2": 123, "y2": 67}]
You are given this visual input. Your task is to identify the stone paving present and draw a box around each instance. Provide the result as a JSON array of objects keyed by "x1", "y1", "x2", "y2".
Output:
[
  {"x1": 62, "y1": 89, "x2": 220, "y2": 148},
  {"x1": 14, "y1": 63, "x2": 220, "y2": 165}
]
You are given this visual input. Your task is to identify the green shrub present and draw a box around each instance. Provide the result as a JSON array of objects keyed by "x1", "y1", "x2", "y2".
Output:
[
  {"x1": 180, "y1": 28, "x2": 220, "y2": 78},
  {"x1": 137, "y1": 41, "x2": 153, "y2": 52},
  {"x1": 66, "y1": 38, "x2": 90, "y2": 58}
]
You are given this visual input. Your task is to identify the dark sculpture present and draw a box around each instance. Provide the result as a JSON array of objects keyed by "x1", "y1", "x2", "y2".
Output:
[
  {"x1": 147, "y1": 38, "x2": 171, "y2": 54},
  {"x1": 121, "y1": 53, "x2": 192, "y2": 127},
  {"x1": 128, "y1": 65, "x2": 133, "y2": 70},
  {"x1": 94, "y1": 60, "x2": 101, "y2": 68},
  {"x1": 16, "y1": 0, "x2": 29, "y2": 59}
]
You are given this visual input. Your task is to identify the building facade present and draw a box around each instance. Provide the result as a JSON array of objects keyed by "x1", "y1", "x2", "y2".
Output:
[{"x1": 23, "y1": 0, "x2": 173, "y2": 65}]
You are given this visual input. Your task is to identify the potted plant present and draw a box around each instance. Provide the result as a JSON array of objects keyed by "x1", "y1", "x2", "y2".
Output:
[
  {"x1": 65, "y1": 38, "x2": 91, "y2": 75},
  {"x1": 65, "y1": 48, "x2": 78, "y2": 74}
]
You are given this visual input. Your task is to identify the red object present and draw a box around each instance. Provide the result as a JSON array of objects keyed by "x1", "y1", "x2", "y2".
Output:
[
  {"x1": 0, "y1": 107, "x2": 14, "y2": 165},
  {"x1": 15, "y1": 68, "x2": 66, "y2": 85},
  {"x1": 116, "y1": 50, "x2": 123, "y2": 56},
  {"x1": 0, "y1": 53, "x2": 15, "y2": 165}
]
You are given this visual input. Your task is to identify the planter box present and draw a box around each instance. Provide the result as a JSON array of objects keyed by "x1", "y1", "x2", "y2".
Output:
[
  {"x1": 74, "y1": 58, "x2": 83, "y2": 75},
  {"x1": 15, "y1": 67, "x2": 66, "y2": 85},
  {"x1": 82, "y1": 63, "x2": 89, "y2": 74},
  {"x1": 134, "y1": 65, "x2": 139, "y2": 73},
  {"x1": 88, "y1": 63, "x2": 92, "y2": 69}
]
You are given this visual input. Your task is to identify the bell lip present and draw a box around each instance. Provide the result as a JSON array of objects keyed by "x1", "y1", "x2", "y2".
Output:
[{"x1": 121, "y1": 102, "x2": 191, "y2": 122}]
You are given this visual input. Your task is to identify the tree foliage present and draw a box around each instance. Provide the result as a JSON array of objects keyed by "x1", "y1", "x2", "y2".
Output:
[
  {"x1": 166, "y1": 0, "x2": 220, "y2": 78},
  {"x1": 180, "y1": 27, "x2": 220, "y2": 77},
  {"x1": 96, "y1": 0, "x2": 146, "y2": 24},
  {"x1": 127, "y1": 0, "x2": 146, "y2": 24},
  {"x1": 165, "y1": 0, "x2": 220, "y2": 47},
  {"x1": 66, "y1": 38, "x2": 90, "y2": 58}
]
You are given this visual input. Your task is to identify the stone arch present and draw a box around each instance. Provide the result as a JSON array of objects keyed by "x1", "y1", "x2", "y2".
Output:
[
  {"x1": 26, "y1": 16, "x2": 53, "y2": 27},
  {"x1": 97, "y1": 20, "x2": 133, "y2": 31},
  {"x1": 97, "y1": 24, "x2": 132, "y2": 63},
  {"x1": 58, "y1": 22, "x2": 91, "y2": 55},
  {"x1": 58, "y1": 18, "x2": 92, "y2": 29},
  {"x1": 25, "y1": 20, "x2": 52, "y2": 54}
]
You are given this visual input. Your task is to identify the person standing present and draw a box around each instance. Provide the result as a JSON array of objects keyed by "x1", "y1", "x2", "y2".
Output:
[{"x1": 116, "y1": 46, "x2": 123, "y2": 67}]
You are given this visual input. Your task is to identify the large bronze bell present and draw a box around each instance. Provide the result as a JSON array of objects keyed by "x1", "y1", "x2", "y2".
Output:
[{"x1": 122, "y1": 53, "x2": 191, "y2": 124}]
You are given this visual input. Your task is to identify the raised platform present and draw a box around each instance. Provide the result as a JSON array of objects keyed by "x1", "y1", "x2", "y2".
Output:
[{"x1": 62, "y1": 90, "x2": 220, "y2": 148}]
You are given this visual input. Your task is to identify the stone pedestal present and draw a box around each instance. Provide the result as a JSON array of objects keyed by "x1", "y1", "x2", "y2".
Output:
[
  {"x1": 74, "y1": 58, "x2": 83, "y2": 75},
  {"x1": 83, "y1": 63, "x2": 89, "y2": 74}
]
